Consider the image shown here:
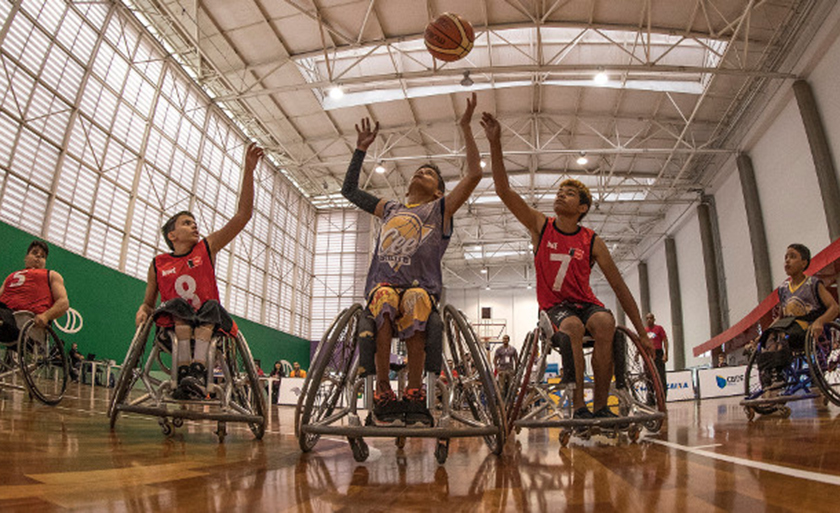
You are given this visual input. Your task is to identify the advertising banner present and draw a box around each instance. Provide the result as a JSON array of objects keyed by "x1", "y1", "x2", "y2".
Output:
[
  {"x1": 698, "y1": 365, "x2": 747, "y2": 399},
  {"x1": 664, "y1": 370, "x2": 695, "y2": 401}
]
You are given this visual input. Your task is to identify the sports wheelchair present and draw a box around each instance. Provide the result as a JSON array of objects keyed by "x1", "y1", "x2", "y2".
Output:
[
  {"x1": 506, "y1": 312, "x2": 666, "y2": 447},
  {"x1": 0, "y1": 310, "x2": 69, "y2": 405},
  {"x1": 107, "y1": 313, "x2": 266, "y2": 442},
  {"x1": 740, "y1": 320, "x2": 840, "y2": 420},
  {"x1": 295, "y1": 303, "x2": 506, "y2": 464}
]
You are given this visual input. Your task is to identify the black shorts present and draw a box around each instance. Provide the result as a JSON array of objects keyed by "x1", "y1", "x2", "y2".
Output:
[
  {"x1": 153, "y1": 298, "x2": 233, "y2": 332},
  {"x1": 545, "y1": 301, "x2": 612, "y2": 329},
  {"x1": 0, "y1": 303, "x2": 19, "y2": 344}
]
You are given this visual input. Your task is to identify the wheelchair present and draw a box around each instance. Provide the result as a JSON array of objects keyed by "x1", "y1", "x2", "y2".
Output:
[
  {"x1": 295, "y1": 303, "x2": 506, "y2": 464},
  {"x1": 107, "y1": 312, "x2": 266, "y2": 442},
  {"x1": 507, "y1": 311, "x2": 667, "y2": 447},
  {"x1": 0, "y1": 310, "x2": 69, "y2": 405},
  {"x1": 740, "y1": 320, "x2": 840, "y2": 420}
]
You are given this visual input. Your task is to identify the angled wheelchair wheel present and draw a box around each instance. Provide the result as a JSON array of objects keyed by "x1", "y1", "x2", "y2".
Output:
[
  {"x1": 225, "y1": 331, "x2": 267, "y2": 440},
  {"x1": 619, "y1": 326, "x2": 667, "y2": 431},
  {"x1": 807, "y1": 321, "x2": 840, "y2": 406},
  {"x1": 18, "y1": 320, "x2": 68, "y2": 405},
  {"x1": 296, "y1": 304, "x2": 362, "y2": 452},
  {"x1": 109, "y1": 318, "x2": 153, "y2": 428},
  {"x1": 443, "y1": 304, "x2": 506, "y2": 454},
  {"x1": 744, "y1": 345, "x2": 778, "y2": 415},
  {"x1": 506, "y1": 328, "x2": 538, "y2": 434}
]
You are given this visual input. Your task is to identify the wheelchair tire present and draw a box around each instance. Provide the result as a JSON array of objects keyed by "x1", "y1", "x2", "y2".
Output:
[
  {"x1": 109, "y1": 318, "x2": 153, "y2": 428},
  {"x1": 806, "y1": 321, "x2": 840, "y2": 406},
  {"x1": 506, "y1": 328, "x2": 538, "y2": 434},
  {"x1": 744, "y1": 344, "x2": 779, "y2": 415},
  {"x1": 296, "y1": 304, "x2": 362, "y2": 452},
  {"x1": 618, "y1": 326, "x2": 667, "y2": 432},
  {"x1": 227, "y1": 331, "x2": 267, "y2": 440},
  {"x1": 18, "y1": 320, "x2": 68, "y2": 406},
  {"x1": 443, "y1": 304, "x2": 506, "y2": 455}
]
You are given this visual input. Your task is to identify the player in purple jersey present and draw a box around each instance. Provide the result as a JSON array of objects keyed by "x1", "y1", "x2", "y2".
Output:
[{"x1": 342, "y1": 93, "x2": 482, "y2": 426}]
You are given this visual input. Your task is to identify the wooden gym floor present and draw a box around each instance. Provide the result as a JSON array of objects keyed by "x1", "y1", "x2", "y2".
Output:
[{"x1": 0, "y1": 382, "x2": 839, "y2": 512}]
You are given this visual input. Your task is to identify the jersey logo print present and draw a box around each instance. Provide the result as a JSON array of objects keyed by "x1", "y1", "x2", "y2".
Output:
[
  {"x1": 187, "y1": 256, "x2": 202, "y2": 269},
  {"x1": 161, "y1": 268, "x2": 177, "y2": 276},
  {"x1": 378, "y1": 212, "x2": 434, "y2": 271},
  {"x1": 570, "y1": 248, "x2": 584, "y2": 260}
]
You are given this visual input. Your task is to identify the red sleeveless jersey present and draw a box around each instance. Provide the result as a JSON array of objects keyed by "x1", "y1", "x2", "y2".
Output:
[
  {"x1": 0, "y1": 268, "x2": 54, "y2": 314},
  {"x1": 534, "y1": 219, "x2": 603, "y2": 311},
  {"x1": 154, "y1": 240, "x2": 219, "y2": 309}
]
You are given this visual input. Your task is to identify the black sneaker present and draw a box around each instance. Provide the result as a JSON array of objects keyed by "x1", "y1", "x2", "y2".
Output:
[
  {"x1": 373, "y1": 389, "x2": 404, "y2": 427},
  {"x1": 190, "y1": 362, "x2": 207, "y2": 386},
  {"x1": 176, "y1": 365, "x2": 191, "y2": 385},
  {"x1": 573, "y1": 407, "x2": 594, "y2": 420},
  {"x1": 403, "y1": 388, "x2": 434, "y2": 427},
  {"x1": 594, "y1": 406, "x2": 630, "y2": 429}
]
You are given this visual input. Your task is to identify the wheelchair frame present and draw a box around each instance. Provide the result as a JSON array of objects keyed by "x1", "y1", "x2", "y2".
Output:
[
  {"x1": 740, "y1": 320, "x2": 840, "y2": 420},
  {"x1": 295, "y1": 303, "x2": 506, "y2": 464},
  {"x1": 0, "y1": 310, "x2": 69, "y2": 405},
  {"x1": 508, "y1": 311, "x2": 667, "y2": 447},
  {"x1": 108, "y1": 315, "x2": 266, "y2": 442}
]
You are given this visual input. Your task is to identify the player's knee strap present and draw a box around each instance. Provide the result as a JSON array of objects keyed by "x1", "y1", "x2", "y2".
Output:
[
  {"x1": 357, "y1": 310, "x2": 377, "y2": 377},
  {"x1": 424, "y1": 309, "x2": 443, "y2": 374},
  {"x1": 551, "y1": 331, "x2": 576, "y2": 383},
  {"x1": 612, "y1": 330, "x2": 627, "y2": 389}
]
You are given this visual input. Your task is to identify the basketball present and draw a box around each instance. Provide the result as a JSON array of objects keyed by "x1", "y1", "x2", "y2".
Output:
[{"x1": 424, "y1": 13, "x2": 475, "y2": 62}]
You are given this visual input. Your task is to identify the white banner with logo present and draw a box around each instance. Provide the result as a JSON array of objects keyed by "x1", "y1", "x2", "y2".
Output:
[
  {"x1": 665, "y1": 370, "x2": 695, "y2": 401},
  {"x1": 697, "y1": 365, "x2": 747, "y2": 399}
]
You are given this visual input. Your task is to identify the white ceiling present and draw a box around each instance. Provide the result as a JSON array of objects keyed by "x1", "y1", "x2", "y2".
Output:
[{"x1": 120, "y1": 0, "x2": 832, "y2": 287}]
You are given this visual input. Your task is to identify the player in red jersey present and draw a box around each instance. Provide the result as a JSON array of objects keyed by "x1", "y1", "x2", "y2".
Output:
[
  {"x1": 482, "y1": 113, "x2": 651, "y2": 420},
  {"x1": 0, "y1": 240, "x2": 70, "y2": 343},
  {"x1": 135, "y1": 143, "x2": 264, "y2": 399}
]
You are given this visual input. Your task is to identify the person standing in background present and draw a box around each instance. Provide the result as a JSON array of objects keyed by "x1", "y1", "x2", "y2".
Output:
[{"x1": 645, "y1": 313, "x2": 668, "y2": 399}]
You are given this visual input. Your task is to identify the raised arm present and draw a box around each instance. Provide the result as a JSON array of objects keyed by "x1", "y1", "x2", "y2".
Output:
[
  {"x1": 136, "y1": 261, "x2": 158, "y2": 326},
  {"x1": 206, "y1": 143, "x2": 264, "y2": 257},
  {"x1": 444, "y1": 93, "x2": 483, "y2": 220},
  {"x1": 481, "y1": 112, "x2": 546, "y2": 243},
  {"x1": 592, "y1": 236, "x2": 654, "y2": 353},
  {"x1": 34, "y1": 271, "x2": 69, "y2": 328},
  {"x1": 342, "y1": 118, "x2": 387, "y2": 218}
]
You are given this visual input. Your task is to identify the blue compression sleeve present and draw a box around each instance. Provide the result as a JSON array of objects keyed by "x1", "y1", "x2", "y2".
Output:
[{"x1": 342, "y1": 149, "x2": 381, "y2": 214}]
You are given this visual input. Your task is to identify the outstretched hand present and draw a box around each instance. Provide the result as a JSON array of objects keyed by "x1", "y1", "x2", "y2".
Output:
[
  {"x1": 480, "y1": 112, "x2": 501, "y2": 143},
  {"x1": 459, "y1": 92, "x2": 478, "y2": 128},
  {"x1": 355, "y1": 117, "x2": 379, "y2": 152},
  {"x1": 244, "y1": 143, "x2": 264, "y2": 173}
]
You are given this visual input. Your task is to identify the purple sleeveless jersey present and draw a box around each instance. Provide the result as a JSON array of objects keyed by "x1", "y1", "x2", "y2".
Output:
[{"x1": 364, "y1": 198, "x2": 451, "y2": 298}]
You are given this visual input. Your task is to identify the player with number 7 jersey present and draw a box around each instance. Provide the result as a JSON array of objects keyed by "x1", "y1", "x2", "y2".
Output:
[{"x1": 482, "y1": 112, "x2": 652, "y2": 421}]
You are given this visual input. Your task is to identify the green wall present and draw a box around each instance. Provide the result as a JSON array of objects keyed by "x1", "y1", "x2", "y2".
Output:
[{"x1": 0, "y1": 222, "x2": 310, "y2": 371}]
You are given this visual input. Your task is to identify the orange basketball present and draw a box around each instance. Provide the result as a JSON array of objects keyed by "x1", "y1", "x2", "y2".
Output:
[{"x1": 424, "y1": 13, "x2": 475, "y2": 62}]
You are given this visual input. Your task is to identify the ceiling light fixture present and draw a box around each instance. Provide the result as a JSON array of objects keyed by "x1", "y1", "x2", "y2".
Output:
[
  {"x1": 576, "y1": 152, "x2": 588, "y2": 166},
  {"x1": 593, "y1": 67, "x2": 608, "y2": 85},
  {"x1": 375, "y1": 161, "x2": 386, "y2": 174},
  {"x1": 460, "y1": 70, "x2": 474, "y2": 87},
  {"x1": 480, "y1": 159, "x2": 487, "y2": 168},
  {"x1": 480, "y1": 267, "x2": 488, "y2": 274},
  {"x1": 328, "y1": 84, "x2": 344, "y2": 99}
]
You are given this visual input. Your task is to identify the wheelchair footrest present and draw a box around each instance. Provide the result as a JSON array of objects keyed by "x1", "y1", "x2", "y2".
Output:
[
  {"x1": 116, "y1": 404, "x2": 263, "y2": 424},
  {"x1": 740, "y1": 393, "x2": 819, "y2": 407},
  {"x1": 514, "y1": 411, "x2": 665, "y2": 430},
  {"x1": 299, "y1": 424, "x2": 499, "y2": 439}
]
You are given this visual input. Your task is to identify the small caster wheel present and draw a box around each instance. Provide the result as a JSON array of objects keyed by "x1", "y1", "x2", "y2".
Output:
[
  {"x1": 349, "y1": 438, "x2": 369, "y2": 462},
  {"x1": 434, "y1": 440, "x2": 449, "y2": 464},
  {"x1": 628, "y1": 425, "x2": 641, "y2": 443},
  {"x1": 159, "y1": 418, "x2": 173, "y2": 436},
  {"x1": 216, "y1": 421, "x2": 227, "y2": 443},
  {"x1": 744, "y1": 406, "x2": 755, "y2": 422},
  {"x1": 172, "y1": 417, "x2": 184, "y2": 428},
  {"x1": 780, "y1": 405, "x2": 792, "y2": 418},
  {"x1": 824, "y1": 396, "x2": 830, "y2": 407},
  {"x1": 395, "y1": 437, "x2": 406, "y2": 449},
  {"x1": 514, "y1": 426, "x2": 522, "y2": 435},
  {"x1": 560, "y1": 430, "x2": 571, "y2": 448}
]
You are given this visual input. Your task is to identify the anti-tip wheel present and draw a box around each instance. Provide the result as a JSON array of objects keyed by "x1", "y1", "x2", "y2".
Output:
[{"x1": 434, "y1": 440, "x2": 449, "y2": 465}]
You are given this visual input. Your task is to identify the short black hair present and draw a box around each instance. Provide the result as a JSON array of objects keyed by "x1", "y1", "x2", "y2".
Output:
[
  {"x1": 418, "y1": 163, "x2": 445, "y2": 194},
  {"x1": 161, "y1": 210, "x2": 194, "y2": 251},
  {"x1": 788, "y1": 243, "x2": 811, "y2": 270},
  {"x1": 27, "y1": 240, "x2": 49, "y2": 257}
]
